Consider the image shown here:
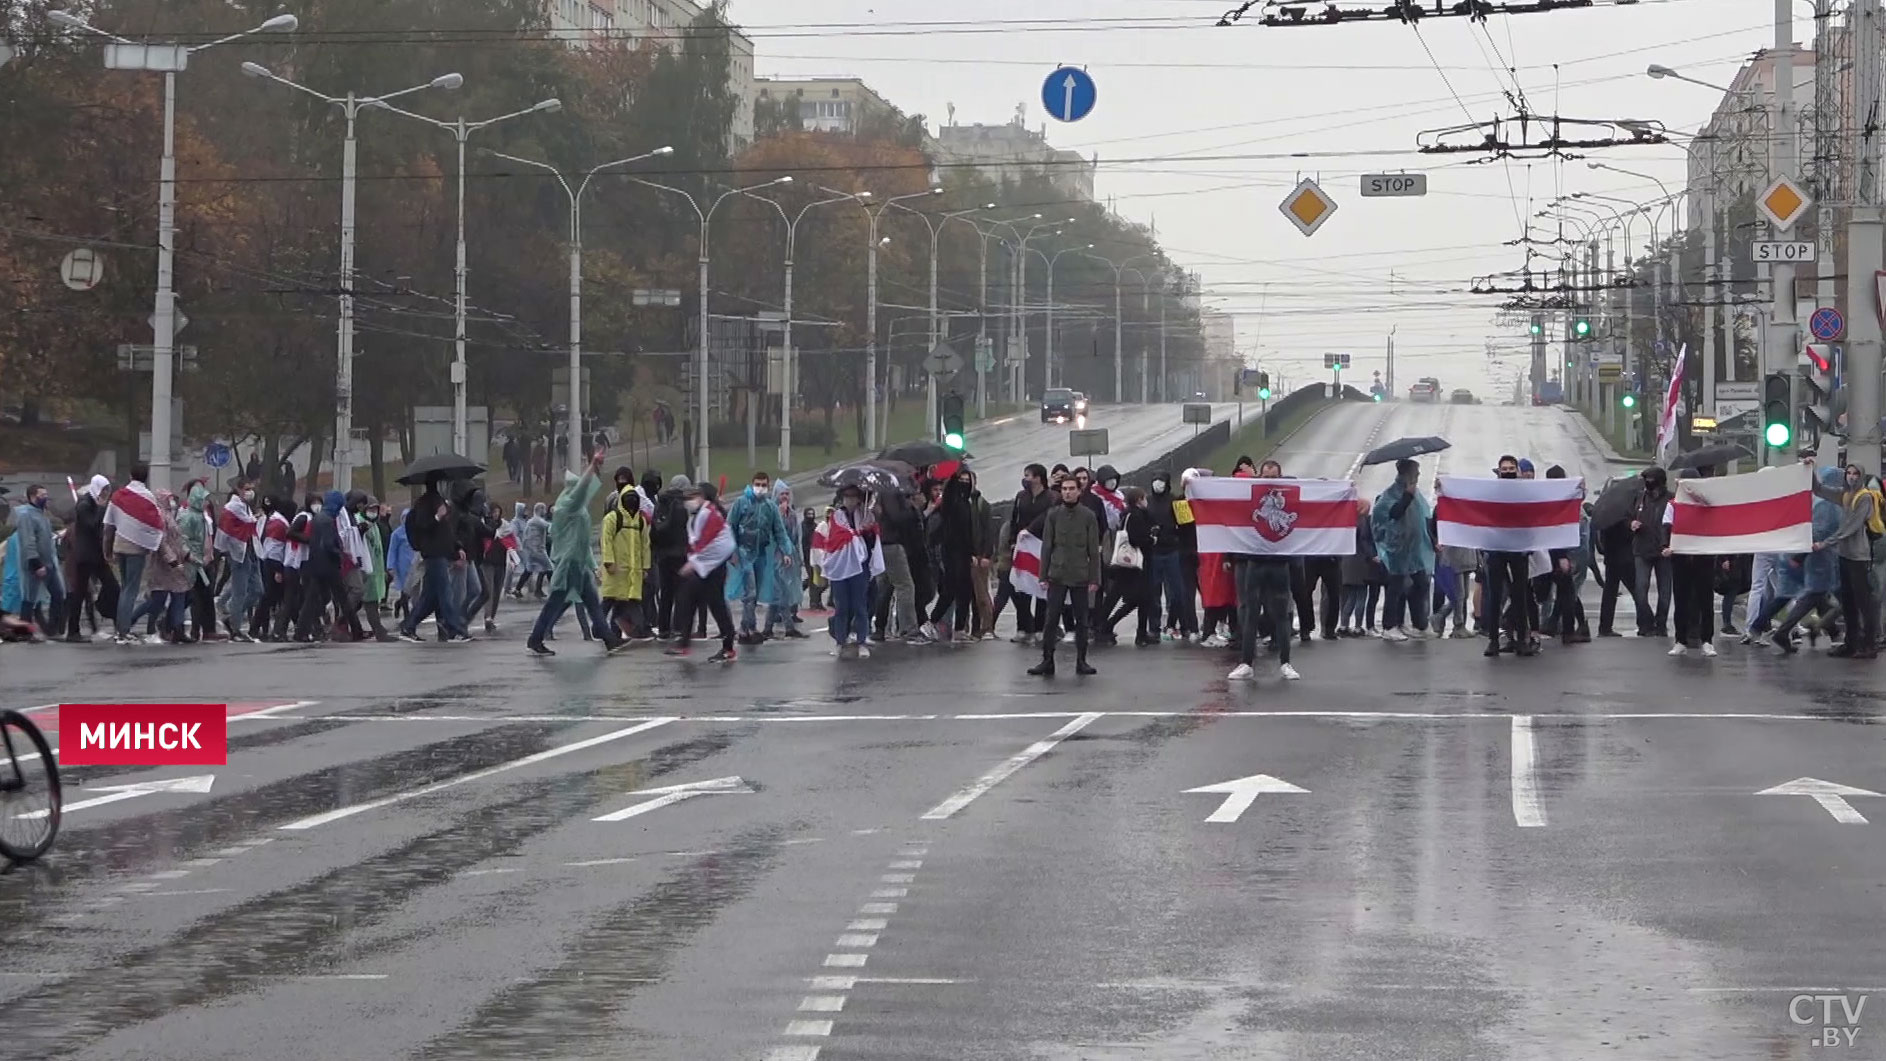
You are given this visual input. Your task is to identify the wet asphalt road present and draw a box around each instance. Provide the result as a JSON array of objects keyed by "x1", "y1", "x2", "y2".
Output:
[{"x1": 3, "y1": 403, "x2": 1884, "y2": 1060}]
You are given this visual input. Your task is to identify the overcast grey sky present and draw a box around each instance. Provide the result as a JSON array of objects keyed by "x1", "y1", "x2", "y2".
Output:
[{"x1": 724, "y1": 0, "x2": 1805, "y2": 394}]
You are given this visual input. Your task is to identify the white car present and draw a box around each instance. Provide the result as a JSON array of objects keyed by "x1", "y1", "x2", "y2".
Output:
[{"x1": 1409, "y1": 380, "x2": 1440, "y2": 403}]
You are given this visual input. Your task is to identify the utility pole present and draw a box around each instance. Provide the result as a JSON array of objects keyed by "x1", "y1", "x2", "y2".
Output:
[
  {"x1": 1847, "y1": 0, "x2": 1885, "y2": 475},
  {"x1": 1814, "y1": 0, "x2": 1838, "y2": 311},
  {"x1": 1766, "y1": 0, "x2": 1801, "y2": 466},
  {"x1": 1702, "y1": 168, "x2": 1720, "y2": 420}
]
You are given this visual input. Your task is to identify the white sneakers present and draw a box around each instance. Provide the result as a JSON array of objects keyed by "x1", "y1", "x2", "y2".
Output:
[
  {"x1": 1701, "y1": 642, "x2": 1718, "y2": 658},
  {"x1": 1667, "y1": 644, "x2": 1687, "y2": 657},
  {"x1": 1228, "y1": 662, "x2": 1302, "y2": 681},
  {"x1": 1381, "y1": 628, "x2": 1409, "y2": 643}
]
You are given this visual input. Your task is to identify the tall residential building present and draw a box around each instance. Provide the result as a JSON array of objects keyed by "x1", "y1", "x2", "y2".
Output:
[
  {"x1": 930, "y1": 116, "x2": 1096, "y2": 203},
  {"x1": 545, "y1": 0, "x2": 755, "y2": 148},
  {"x1": 752, "y1": 76, "x2": 899, "y2": 136}
]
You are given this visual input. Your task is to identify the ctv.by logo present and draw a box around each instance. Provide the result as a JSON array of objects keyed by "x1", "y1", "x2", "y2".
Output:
[{"x1": 1791, "y1": 993, "x2": 1867, "y2": 1048}]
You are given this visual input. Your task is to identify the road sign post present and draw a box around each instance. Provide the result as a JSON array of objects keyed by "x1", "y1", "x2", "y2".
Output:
[
  {"x1": 1359, "y1": 173, "x2": 1428, "y2": 197},
  {"x1": 1753, "y1": 241, "x2": 1817, "y2": 265},
  {"x1": 1279, "y1": 178, "x2": 1337, "y2": 237},
  {"x1": 1810, "y1": 306, "x2": 1846, "y2": 342},
  {"x1": 1068, "y1": 428, "x2": 1109, "y2": 457}
]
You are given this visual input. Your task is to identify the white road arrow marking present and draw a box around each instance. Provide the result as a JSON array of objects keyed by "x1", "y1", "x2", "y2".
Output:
[
  {"x1": 1184, "y1": 774, "x2": 1307, "y2": 823},
  {"x1": 592, "y1": 775, "x2": 752, "y2": 822},
  {"x1": 27, "y1": 774, "x2": 216, "y2": 819},
  {"x1": 1757, "y1": 777, "x2": 1884, "y2": 824},
  {"x1": 1062, "y1": 74, "x2": 1076, "y2": 120}
]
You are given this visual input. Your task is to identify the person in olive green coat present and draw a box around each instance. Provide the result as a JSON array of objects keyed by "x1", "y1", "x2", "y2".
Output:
[{"x1": 1029, "y1": 475, "x2": 1102, "y2": 678}]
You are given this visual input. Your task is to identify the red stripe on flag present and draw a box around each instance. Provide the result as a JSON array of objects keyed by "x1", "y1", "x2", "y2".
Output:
[
  {"x1": 1671, "y1": 491, "x2": 1810, "y2": 538},
  {"x1": 1187, "y1": 497, "x2": 1355, "y2": 529},
  {"x1": 1435, "y1": 496, "x2": 1583, "y2": 529},
  {"x1": 1012, "y1": 546, "x2": 1041, "y2": 577}
]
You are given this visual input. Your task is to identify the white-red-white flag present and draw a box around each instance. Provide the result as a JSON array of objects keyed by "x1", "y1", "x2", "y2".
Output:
[
  {"x1": 103, "y1": 480, "x2": 166, "y2": 552},
  {"x1": 1008, "y1": 531, "x2": 1046, "y2": 599},
  {"x1": 1186, "y1": 476, "x2": 1357, "y2": 555},
  {"x1": 1655, "y1": 347, "x2": 1686, "y2": 467},
  {"x1": 1435, "y1": 477, "x2": 1584, "y2": 552},
  {"x1": 1669, "y1": 464, "x2": 1813, "y2": 555}
]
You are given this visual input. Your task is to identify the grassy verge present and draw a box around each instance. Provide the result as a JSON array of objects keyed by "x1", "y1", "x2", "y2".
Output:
[
  {"x1": 733, "y1": 402, "x2": 1028, "y2": 484},
  {"x1": 1196, "y1": 400, "x2": 1332, "y2": 476},
  {"x1": 1575, "y1": 401, "x2": 1651, "y2": 460}
]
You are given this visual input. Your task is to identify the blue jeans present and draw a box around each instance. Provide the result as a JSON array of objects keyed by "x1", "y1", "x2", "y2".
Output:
[
  {"x1": 1149, "y1": 552, "x2": 1185, "y2": 633},
  {"x1": 114, "y1": 552, "x2": 148, "y2": 635},
  {"x1": 1339, "y1": 584, "x2": 1368, "y2": 628},
  {"x1": 219, "y1": 552, "x2": 261, "y2": 627},
  {"x1": 529, "y1": 577, "x2": 610, "y2": 646},
  {"x1": 830, "y1": 573, "x2": 871, "y2": 645},
  {"x1": 402, "y1": 556, "x2": 467, "y2": 638}
]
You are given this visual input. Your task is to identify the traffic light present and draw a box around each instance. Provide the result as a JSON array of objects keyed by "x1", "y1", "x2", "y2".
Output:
[
  {"x1": 940, "y1": 393, "x2": 966, "y2": 451},
  {"x1": 1529, "y1": 316, "x2": 1544, "y2": 336},
  {"x1": 1572, "y1": 318, "x2": 1592, "y2": 340},
  {"x1": 1620, "y1": 393, "x2": 1636, "y2": 409},
  {"x1": 1800, "y1": 344, "x2": 1836, "y2": 447},
  {"x1": 1257, "y1": 370, "x2": 1271, "y2": 400},
  {"x1": 1762, "y1": 372, "x2": 1792, "y2": 449}
]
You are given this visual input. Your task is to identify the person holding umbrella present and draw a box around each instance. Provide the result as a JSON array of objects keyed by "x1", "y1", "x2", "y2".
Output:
[{"x1": 396, "y1": 471, "x2": 472, "y2": 644}]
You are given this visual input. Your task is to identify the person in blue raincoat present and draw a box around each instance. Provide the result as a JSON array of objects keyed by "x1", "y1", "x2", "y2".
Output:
[
  {"x1": 1370, "y1": 458, "x2": 1435, "y2": 640},
  {"x1": 1766, "y1": 466, "x2": 1845, "y2": 653},
  {"x1": 763, "y1": 479, "x2": 806, "y2": 638},
  {"x1": 515, "y1": 502, "x2": 552, "y2": 598},
  {"x1": 386, "y1": 507, "x2": 416, "y2": 619},
  {"x1": 723, "y1": 471, "x2": 791, "y2": 641}
]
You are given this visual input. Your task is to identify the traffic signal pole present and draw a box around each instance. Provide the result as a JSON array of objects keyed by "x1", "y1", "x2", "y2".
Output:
[{"x1": 1765, "y1": 0, "x2": 1799, "y2": 467}]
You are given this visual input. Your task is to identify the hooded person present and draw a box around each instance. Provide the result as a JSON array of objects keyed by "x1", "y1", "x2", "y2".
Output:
[
  {"x1": 764, "y1": 479, "x2": 807, "y2": 638},
  {"x1": 295, "y1": 489, "x2": 361, "y2": 642},
  {"x1": 352, "y1": 492, "x2": 396, "y2": 641},
  {"x1": 10, "y1": 484, "x2": 62, "y2": 635},
  {"x1": 215, "y1": 479, "x2": 262, "y2": 641},
  {"x1": 1767, "y1": 465, "x2": 1848, "y2": 653},
  {"x1": 724, "y1": 472, "x2": 792, "y2": 643},
  {"x1": 924, "y1": 471, "x2": 977, "y2": 641},
  {"x1": 386, "y1": 506, "x2": 416, "y2": 617},
  {"x1": 650, "y1": 473, "x2": 693, "y2": 638},
  {"x1": 396, "y1": 473, "x2": 471, "y2": 643},
  {"x1": 1629, "y1": 465, "x2": 1674, "y2": 638},
  {"x1": 515, "y1": 501, "x2": 553, "y2": 598},
  {"x1": 600, "y1": 481, "x2": 653, "y2": 639},
  {"x1": 176, "y1": 481, "x2": 217, "y2": 640},
  {"x1": 526, "y1": 451, "x2": 625, "y2": 656},
  {"x1": 64, "y1": 473, "x2": 118, "y2": 641},
  {"x1": 667, "y1": 480, "x2": 738, "y2": 661},
  {"x1": 1370, "y1": 458, "x2": 1436, "y2": 641}
]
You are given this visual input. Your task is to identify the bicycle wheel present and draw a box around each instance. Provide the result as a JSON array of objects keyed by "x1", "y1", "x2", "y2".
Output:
[{"x1": 0, "y1": 709, "x2": 61, "y2": 862}]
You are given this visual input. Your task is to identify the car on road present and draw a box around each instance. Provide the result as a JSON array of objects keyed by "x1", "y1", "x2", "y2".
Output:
[
  {"x1": 1450, "y1": 388, "x2": 1475, "y2": 405},
  {"x1": 1072, "y1": 391, "x2": 1089, "y2": 413},
  {"x1": 1410, "y1": 378, "x2": 1441, "y2": 402},
  {"x1": 1042, "y1": 387, "x2": 1077, "y2": 424}
]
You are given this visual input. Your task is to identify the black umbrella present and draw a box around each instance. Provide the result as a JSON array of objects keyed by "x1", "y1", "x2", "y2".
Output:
[
  {"x1": 878, "y1": 441, "x2": 961, "y2": 467},
  {"x1": 819, "y1": 458, "x2": 917, "y2": 487},
  {"x1": 1668, "y1": 443, "x2": 1752, "y2": 471},
  {"x1": 1361, "y1": 436, "x2": 1451, "y2": 467},
  {"x1": 822, "y1": 464, "x2": 914, "y2": 494},
  {"x1": 397, "y1": 452, "x2": 485, "y2": 486},
  {"x1": 1587, "y1": 474, "x2": 1644, "y2": 530}
]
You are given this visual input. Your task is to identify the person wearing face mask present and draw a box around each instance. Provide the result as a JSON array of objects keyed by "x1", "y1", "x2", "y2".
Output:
[
  {"x1": 726, "y1": 472, "x2": 791, "y2": 644},
  {"x1": 822, "y1": 484, "x2": 883, "y2": 658},
  {"x1": 1371, "y1": 459, "x2": 1434, "y2": 642},
  {"x1": 668, "y1": 481, "x2": 738, "y2": 661},
  {"x1": 925, "y1": 471, "x2": 978, "y2": 642},
  {"x1": 266, "y1": 494, "x2": 317, "y2": 642},
  {"x1": 996, "y1": 463, "x2": 1053, "y2": 643},
  {"x1": 1143, "y1": 469, "x2": 1184, "y2": 640},
  {"x1": 11, "y1": 484, "x2": 63, "y2": 636},
  {"x1": 1028, "y1": 473, "x2": 1102, "y2": 677},
  {"x1": 1811, "y1": 462, "x2": 1881, "y2": 658},
  {"x1": 476, "y1": 497, "x2": 509, "y2": 633},
  {"x1": 352, "y1": 494, "x2": 395, "y2": 641},
  {"x1": 1629, "y1": 465, "x2": 1674, "y2": 639},
  {"x1": 1480, "y1": 455, "x2": 1538, "y2": 658},
  {"x1": 215, "y1": 481, "x2": 262, "y2": 642},
  {"x1": 965, "y1": 471, "x2": 996, "y2": 639},
  {"x1": 64, "y1": 474, "x2": 117, "y2": 642},
  {"x1": 523, "y1": 450, "x2": 625, "y2": 656},
  {"x1": 177, "y1": 481, "x2": 216, "y2": 641}
]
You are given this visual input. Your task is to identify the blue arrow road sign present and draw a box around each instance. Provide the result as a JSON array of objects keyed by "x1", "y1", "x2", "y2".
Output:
[
  {"x1": 1810, "y1": 306, "x2": 1845, "y2": 342},
  {"x1": 204, "y1": 442, "x2": 231, "y2": 469},
  {"x1": 1042, "y1": 67, "x2": 1096, "y2": 123}
]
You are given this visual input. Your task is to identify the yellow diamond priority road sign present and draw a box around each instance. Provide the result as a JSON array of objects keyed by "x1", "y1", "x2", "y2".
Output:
[
  {"x1": 1757, "y1": 176, "x2": 1811, "y2": 232},
  {"x1": 1280, "y1": 177, "x2": 1338, "y2": 237}
]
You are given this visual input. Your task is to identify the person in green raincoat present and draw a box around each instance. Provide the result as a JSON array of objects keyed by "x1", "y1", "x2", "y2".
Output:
[
  {"x1": 525, "y1": 448, "x2": 624, "y2": 656},
  {"x1": 177, "y1": 481, "x2": 215, "y2": 641}
]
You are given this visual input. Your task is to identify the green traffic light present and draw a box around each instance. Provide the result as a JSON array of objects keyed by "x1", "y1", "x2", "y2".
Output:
[
  {"x1": 943, "y1": 432, "x2": 965, "y2": 450},
  {"x1": 1621, "y1": 394, "x2": 1636, "y2": 409},
  {"x1": 1371, "y1": 393, "x2": 1382, "y2": 402},
  {"x1": 1574, "y1": 319, "x2": 1591, "y2": 337},
  {"x1": 1764, "y1": 421, "x2": 1792, "y2": 449},
  {"x1": 1257, "y1": 387, "x2": 1272, "y2": 400}
]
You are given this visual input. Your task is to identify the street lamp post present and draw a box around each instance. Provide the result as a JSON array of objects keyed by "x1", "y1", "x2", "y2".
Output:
[
  {"x1": 629, "y1": 175, "x2": 794, "y2": 482},
  {"x1": 743, "y1": 188, "x2": 870, "y2": 472},
  {"x1": 834, "y1": 188, "x2": 944, "y2": 451},
  {"x1": 244, "y1": 62, "x2": 465, "y2": 492},
  {"x1": 51, "y1": 11, "x2": 297, "y2": 490},
  {"x1": 1084, "y1": 251, "x2": 1153, "y2": 403},
  {"x1": 482, "y1": 147, "x2": 676, "y2": 474},
  {"x1": 370, "y1": 98, "x2": 562, "y2": 456},
  {"x1": 887, "y1": 197, "x2": 992, "y2": 439}
]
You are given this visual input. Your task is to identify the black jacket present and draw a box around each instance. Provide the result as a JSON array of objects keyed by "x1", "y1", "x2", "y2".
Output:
[
  {"x1": 1630, "y1": 489, "x2": 1672, "y2": 559},
  {"x1": 652, "y1": 490, "x2": 689, "y2": 558},
  {"x1": 1009, "y1": 485, "x2": 1053, "y2": 540},
  {"x1": 405, "y1": 491, "x2": 458, "y2": 560},
  {"x1": 70, "y1": 493, "x2": 106, "y2": 564}
]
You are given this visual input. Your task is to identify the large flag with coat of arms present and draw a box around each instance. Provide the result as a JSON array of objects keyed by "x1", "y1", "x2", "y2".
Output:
[{"x1": 1187, "y1": 477, "x2": 1358, "y2": 555}]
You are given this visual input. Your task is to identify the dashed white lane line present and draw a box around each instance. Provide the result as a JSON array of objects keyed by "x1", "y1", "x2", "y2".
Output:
[
  {"x1": 823, "y1": 954, "x2": 869, "y2": 968},
  {"x1": 846, "y1": 918, "x2": 888, "y2": 931},
  {"x1": 834, "y1": 933, "x2": 880, "y2": 948},
  {"x1": 869, "y1": 887, "x2": 907, "y2": 899},
  {"x1": 798, "y1": 996, "x2": 847, "y2": 1012},
  {"x1": 764, "y1": 1048, "x2": 822, "y2": 1061},
  {"x1": 1511, "y1": 715, "x2": 1547, "y2": 828},
  {"x1": 784, "y1": 1020, "x2": 834, "y2": 1037},
  {"x1": 921, "y1": 712, "x2": 1102, "y2": 820},
  {"x1": 278, "y1": 717, "x2": 676, "y2": 830}
]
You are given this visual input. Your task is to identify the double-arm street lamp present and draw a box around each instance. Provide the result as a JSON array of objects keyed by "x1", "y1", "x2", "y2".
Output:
[
  {"x1": 482, "y1": 147, "x2": 676, "y2": 474},
  {"x1": 627, "y1": 174, "x2": 793, "y2": 481},
  {"x1": 888, "y1": 198, "x2": 996, "y2": 437},
  {"x1": 243, "y1": 62, "x2": 466, "y2": 491},
  {"x1": 742, "y1": 187, "x2": 871, "y2": 472},
  {"x1": 830, "y1": 188, "x2": 944, "y2": 450},
  {"x1": 1084, "y1": 251, "x2": 1155, "y2": 403},
  {"x1": 50, "y1": 10, "x2": 298, "y2": 490},
  {"x1": 370, "y1": 97, "x2": 562, "y2": 456}
]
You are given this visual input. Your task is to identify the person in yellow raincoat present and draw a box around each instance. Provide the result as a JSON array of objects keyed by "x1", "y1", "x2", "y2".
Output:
[{"x1": 600, "y1": 482, "x2": 652, "y2": 641}]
